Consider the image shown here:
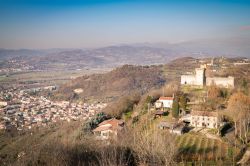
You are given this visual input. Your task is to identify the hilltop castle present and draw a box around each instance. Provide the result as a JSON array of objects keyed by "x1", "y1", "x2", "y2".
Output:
[
  {"x1": 181, "y1": 67, "x2": 206, "y2": 86},
  {"x1": 181, "y1": 65, "x2": 234, "y2": 88}
]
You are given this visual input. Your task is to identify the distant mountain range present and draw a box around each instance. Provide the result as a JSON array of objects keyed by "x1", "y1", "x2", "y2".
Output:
[{"x1": 0, "y1": 37, "x2": 249, "y2": 70}]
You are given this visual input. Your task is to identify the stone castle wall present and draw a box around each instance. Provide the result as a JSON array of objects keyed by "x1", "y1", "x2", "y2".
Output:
[
  {"x1": 206, "y1": 76, "x2": 234, "y2": 88},
  {"x1": 181, "y1": 66, "x2": 234, "y2": 88}
]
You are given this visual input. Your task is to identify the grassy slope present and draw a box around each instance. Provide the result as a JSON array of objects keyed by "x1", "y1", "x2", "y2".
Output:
[{"x1": 0, "y1": 122, "x2": 82, "y2": 165}]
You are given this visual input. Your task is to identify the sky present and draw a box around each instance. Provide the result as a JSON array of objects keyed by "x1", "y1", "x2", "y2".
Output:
[{"x1": 0, "y1": 0, "x2": 250, "y2": 49}]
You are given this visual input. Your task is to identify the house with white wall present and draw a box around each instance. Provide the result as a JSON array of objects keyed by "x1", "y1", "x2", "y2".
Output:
[
  {"x1": 155, "y1": 96, "x2": 174, "y2": 109},
  {"x1": 92, "y1": 118, "x2": 124, "y2": 140},
  {"x1": 190, "y1": 111, "x2": 219, "y2": 129}
]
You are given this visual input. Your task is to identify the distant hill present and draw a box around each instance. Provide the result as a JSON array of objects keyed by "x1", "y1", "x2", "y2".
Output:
[
  {"x1": 1, "y1": 37, "x2": 249, "y2": 71},
  {"x1": 53, "y1": 56, "x2": 250, "y2": 101},
  {"x1": 53, "y1": 57, "x2": 199, "y2": 101},
  {"x1": 54, "y1": 65, "x2": 166, "y2": 101},
  {"x1": 0, "y1": 46, "x2": 178, "y2": 70},
  {"x1": 134, "y1": 37, "x2": 250, "y2": 58}
]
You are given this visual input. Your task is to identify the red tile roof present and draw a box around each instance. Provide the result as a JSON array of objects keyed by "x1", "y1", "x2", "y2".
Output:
[
  {"x1": 191, "y1": 111, "x2": 218, "y2": 117},
  {"x1": 92, "y1": 125, "x2": 112, "y2": 132},
  {"x1": 98, "y1": 118, "x2": 124, "y2": 127},
  {"x1": 93, "y1": 118, "x2": 124, "y2": 132},
  {"x1": 159, "y1": 97, "x2": 174, "y2": 100}
]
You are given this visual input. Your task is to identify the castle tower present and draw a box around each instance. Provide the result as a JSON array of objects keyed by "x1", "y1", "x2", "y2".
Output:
[
  {"x1": 211, "y1": 58, "x2": 214, "y2": 66},
  {"x1": 195, "y1": 68, "x2": 205, "y2": 86}
]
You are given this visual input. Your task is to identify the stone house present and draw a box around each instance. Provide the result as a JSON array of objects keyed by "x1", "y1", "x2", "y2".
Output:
[
  {"x1": 93, "y1": 118, "x2": 125, "y2": 140},
  {"x1": 155, "y1": 96, "x2": 174, "y2": 109},
  {"x1": 190, "y1": 111, "x2": 219, "y2": 129}
]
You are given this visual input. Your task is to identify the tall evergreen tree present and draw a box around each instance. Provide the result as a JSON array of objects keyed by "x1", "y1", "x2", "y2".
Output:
[
  {"x1": 179, "y1": 95, "x2": 187, "y2": 110},
  {"x1": 172, "y1": 100, "x2": 179, "y2": 118}
]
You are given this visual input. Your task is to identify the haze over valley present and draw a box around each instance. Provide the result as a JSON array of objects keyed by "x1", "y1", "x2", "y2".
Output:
[{"x1": 0, "y1": 0, "x2": 250, "y2": 166}]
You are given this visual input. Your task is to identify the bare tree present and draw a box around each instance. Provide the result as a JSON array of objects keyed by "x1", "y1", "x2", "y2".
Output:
[{"x1": 228, "y1": 92, "x2": 250, "y2": 143}]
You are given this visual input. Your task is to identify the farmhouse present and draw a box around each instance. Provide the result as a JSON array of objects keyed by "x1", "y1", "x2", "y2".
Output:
[
  {"x1": 155, "y1": 96, "x2": 174, "y2": 109},
  {"x1": 93, "y1": 118, "x2": 124, "y2": 140},
  {"x1": 190, "y1": 111, "x2": 219, "y2": 129}
]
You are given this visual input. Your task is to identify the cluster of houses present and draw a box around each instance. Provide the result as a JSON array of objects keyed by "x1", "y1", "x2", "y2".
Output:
[
  {"x1": 0, "y1": 59, "x2": 34, "y2": 73},
  {"x1": 90, "y1": 61, "x2": 240, "y2": 140},
  {"x1": 155, "y1": 94, "x2": 222, "y2": 135},
  {"x1": 0, "y1": 88, "x2": 107, "y2": 131},
  {"x1": 91, "y1": 93, "x2": 222, "y2": 141}
]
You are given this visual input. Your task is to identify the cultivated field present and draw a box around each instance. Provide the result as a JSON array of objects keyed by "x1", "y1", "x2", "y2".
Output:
[
  {"x1": 0, "y1": 68, "x2": 111, "y2": 86},
  {"x1": 176, "y1": 133, "x2": 239, "y2": 162}
]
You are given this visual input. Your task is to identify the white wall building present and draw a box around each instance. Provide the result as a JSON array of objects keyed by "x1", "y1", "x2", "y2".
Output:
[
  {"x1": 93, "y1": 118, "x2": 124, "y2": 140},
  {"x1": 157, "y1": 96, "x2": 174, "y2": 108},
  {"x1": 190, "y1": 111, "x2": 219, "y2": 129},
  {"x1": 181, "y1": 67, "x2": 205, "y2": 86},
  {"x1": 181, "y1": 65, "x2": 234, "y2": 88}
]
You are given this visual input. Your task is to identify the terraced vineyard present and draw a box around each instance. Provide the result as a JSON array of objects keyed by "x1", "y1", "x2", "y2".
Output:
[{"x1": 175, "y1": 133, "x2": 238, "y2": 161}]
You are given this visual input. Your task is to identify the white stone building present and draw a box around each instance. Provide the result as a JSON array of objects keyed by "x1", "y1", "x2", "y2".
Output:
[
  {"x1": 181, "y1": 65, "x2": 234, "y2": 88},
  {"x1": 181, "y1": 67, "x2": 206, "y2": 86},
  {"x1": 155, "y1": 96, "x2": 174, "y2": 109},
  {"x1": 190, "y1": 111, "x2": 219, "y2": 129}
]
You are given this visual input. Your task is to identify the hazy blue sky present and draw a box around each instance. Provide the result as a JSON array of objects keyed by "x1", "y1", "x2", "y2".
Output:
[{"x1": 0, "y1": 0, "x2": 250, "y2": 49}]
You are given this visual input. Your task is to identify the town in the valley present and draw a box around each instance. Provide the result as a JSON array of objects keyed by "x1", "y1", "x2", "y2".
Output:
[{"x1": 0, "y1": 86, "x2": 107, "y2": 131}]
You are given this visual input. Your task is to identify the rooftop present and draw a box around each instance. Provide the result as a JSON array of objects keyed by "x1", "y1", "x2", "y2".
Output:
[{"x1": 159, "y1": 97, "x2": 174, "y2": 100}]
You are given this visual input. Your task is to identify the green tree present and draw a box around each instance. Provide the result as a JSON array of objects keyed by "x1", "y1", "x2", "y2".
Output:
[
  {"x1": 172, "y1": 100, "x2": 179, "y2": 118},
  {"x1": 179, "y1": 95, "x2": 187, "y2": 110},
  {"x1": 220, "y1": 88, "x2": 229, "y2": 99},
  {"x1": 83, "y1": 112, "x2": 109, "y2": 133},
  {"x1": 145, "y1": 95, "x2": 153, "y2": 103}
]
